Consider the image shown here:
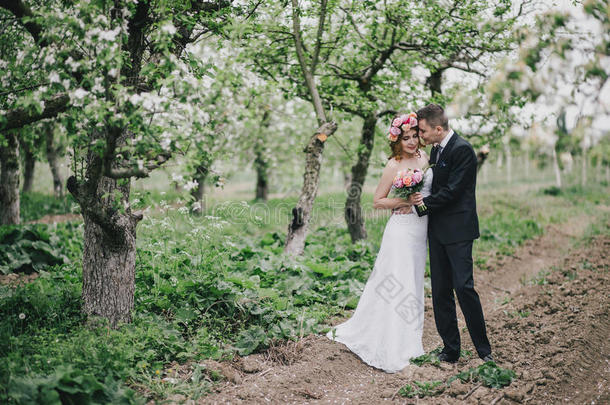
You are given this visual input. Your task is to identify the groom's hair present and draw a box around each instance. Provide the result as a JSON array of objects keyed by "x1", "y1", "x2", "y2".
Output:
[{"x1": 417, "y1": 104, "x2": 449, "y2": 130}]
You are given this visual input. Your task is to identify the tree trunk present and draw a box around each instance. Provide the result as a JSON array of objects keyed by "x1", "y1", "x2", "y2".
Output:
[
  {"x1": 254, "y1": 110, "x2": 270, "y2": 201},
  {"x1": 285, "y1": 0, "x2": 337, "y2": 255},
  {"x1": 476, "y1": 147, "x2": 489, "y2": 173},
  {"x1": 581, "y1": 149, "x2": 587, "y2": 186},
  {"x1": 345, "y1": 113, "x2": 376, "y2": 242},
  {"x1": 284, "y1": 122, "x2": 337, "y2": 255},
  {"x1": 80, "y1": 175, "x2": 137, "y2": 327},
  {"x1": 594, "y1": 156, "x2": 601, "y2": 183},
  {"x1": 505, "y1": 144, "x2": 512, "y2": 184},
  {"x1": 426, "y1": 69, "x2": 443, "y2": 96},
  {"x1": 254, "y1": 150, "x2": 268, "y2": 201},
  {"x1": 0, "y1": 133, "x2": 20, "y2": 224},
  {"x1": 343, "y1": 170, "x2": 352, "y2": 191},
  {"x1": 552, "y1": 147, "x2": 562, "y2": 188},
  {"x1": 21, "y1": 142, "x2": 35, "y2": 193},
  {"x1": 191, "y1": 164, "x2": 208, "y2": 214},
  {"x1": 45, "y1": 127, "x2": 64, "y2": 197}
]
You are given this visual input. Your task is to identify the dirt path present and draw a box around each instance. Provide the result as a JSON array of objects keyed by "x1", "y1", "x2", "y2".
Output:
[{"x1": 168, "y1": 214, "x2": 608, "y2": 405}]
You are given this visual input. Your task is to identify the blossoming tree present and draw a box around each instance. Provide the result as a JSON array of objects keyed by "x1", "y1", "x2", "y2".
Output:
[{"x1": 0, "y1": 0, "x2": 243, "y2": 326}]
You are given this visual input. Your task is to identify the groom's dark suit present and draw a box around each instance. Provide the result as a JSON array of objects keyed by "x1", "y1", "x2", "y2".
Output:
[{"x1": 423, "y1": 131, "x2": 491, "y2": 359}]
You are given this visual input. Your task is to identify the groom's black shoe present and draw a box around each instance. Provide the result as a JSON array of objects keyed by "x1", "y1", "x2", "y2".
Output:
[
  {"x1": 437, "y1": 353, "x2": 458, "y2": 363},
  {"x1": 480, "y1": 354, "x2": 494, "y2": 362}
]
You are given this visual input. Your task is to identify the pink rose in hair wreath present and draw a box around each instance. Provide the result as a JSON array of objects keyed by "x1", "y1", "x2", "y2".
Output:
[
  {"x1": 389, "y1": 126, "x2": 401, "y2": 136},
  {"x1": 392, "y1": 118, "x2": 402, "y2": 127}
]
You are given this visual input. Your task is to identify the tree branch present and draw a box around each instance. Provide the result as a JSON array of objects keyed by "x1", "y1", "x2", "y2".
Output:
[
  {"x1": 0, "y1": 93, "x2": 70, "y2": 131},
  {"x1": 0, "y1": 0, "x2": 48, "y2": 46},
  {"x1": 339, "y1": 6, "x2": 380, "y2": 52},
  {"x1": 311, "y1": 0, "x2": 327, "y2": 74},
  {"x1": 104, "y1": 154, "x2": 171, "y2": 179},
  {"x1": 291, "y1": 0, "x2": 327, "y2": 125}
]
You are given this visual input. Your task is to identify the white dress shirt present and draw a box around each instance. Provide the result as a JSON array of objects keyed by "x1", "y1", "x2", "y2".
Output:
[{"x1": 437, "y1": 129, "x2": 454, "y2": 156}]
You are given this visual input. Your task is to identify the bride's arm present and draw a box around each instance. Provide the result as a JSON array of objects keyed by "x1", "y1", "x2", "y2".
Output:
[{"x1": 373, "y1": 160, "x2": 412, "y2": 210}]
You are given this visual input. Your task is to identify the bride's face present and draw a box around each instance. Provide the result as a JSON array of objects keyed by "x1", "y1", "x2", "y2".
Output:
[{"x1": 400, "y1": 128, "x2": 419, "y2": 155}]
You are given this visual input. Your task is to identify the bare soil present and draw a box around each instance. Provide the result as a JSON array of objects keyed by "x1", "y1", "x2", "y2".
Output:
[
  {"x1": 28, "y1": 213, "x2": 82, "y2": 224},
  {"x1": 159, "y1": 215, "x2": 609, "y2": 404}
]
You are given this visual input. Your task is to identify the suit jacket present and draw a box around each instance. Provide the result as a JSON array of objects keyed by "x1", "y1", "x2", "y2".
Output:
[{"x1": 423, "y1": 132, "x2": 480, "y2": 244}]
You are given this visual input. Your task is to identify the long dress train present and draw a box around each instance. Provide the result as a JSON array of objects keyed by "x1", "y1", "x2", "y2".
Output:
[{"x1": 326, "y1": 168, "x2": 432, "y2": 373}]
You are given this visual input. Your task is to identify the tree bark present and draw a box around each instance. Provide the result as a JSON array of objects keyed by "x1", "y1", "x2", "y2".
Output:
[
  {"x1": 581, "y1": 149, "x2": 587, "y2": 186},
  {"x1": 345, "y1": 113, "x2": 376, "y2": 242},
  {"x1": 476, "y1": 146, "x2": 490, "y2": 172},
  {"x1": 426, "y1": 69, "x2": 443, "y2": 96},
  {"x1": 285, "y1": 122, "x2": 337, "y2": 255},
  {"x1": 21, "y1": 141, "x2": 35, "y2": 193},
  {"x1": 0, "y1": 133, "x2": 20, "y2": 224},
  {"x1": 254, "y1": 148, "x2": 268, "y2": 201},
  {"x1": 284, "y1": 0, "x2": 337, "y2": 255},
  {"x1": 45, "y1": 128, "x2": 64, "y2": 197},
  {"x1": 80, "y1": 176, "x2": 138, "y2": 327},
  {"x1": 504, "y1": 144, "x2": 512, "y2": 184},
  {"x1": 254, "y1": 110, "x2": 270, "y2": 201},
  {"x1": 552, "y1": 147, "x2": 562, "y2": 188},
  {"x1": 191, "y1": 164, "x2": 208, "y2": 214}
]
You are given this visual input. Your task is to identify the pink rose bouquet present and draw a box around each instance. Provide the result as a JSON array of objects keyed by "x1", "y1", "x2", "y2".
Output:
[{"x1": 390, "y1": 167, "x2": 429, "y2": 215}]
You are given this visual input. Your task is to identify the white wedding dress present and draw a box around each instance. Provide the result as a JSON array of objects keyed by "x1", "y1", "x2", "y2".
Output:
[{"x1": 326, "y1": 168, "x2": 432, "y2": 373}]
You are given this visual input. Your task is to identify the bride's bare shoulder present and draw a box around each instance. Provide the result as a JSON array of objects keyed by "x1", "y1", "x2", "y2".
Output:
[
  {"x1": 386, "y1": 157, "x2": 399, "y2": 168},
  {"x1": 419, "y1": 151, "x2": 429, "y2": 166}
]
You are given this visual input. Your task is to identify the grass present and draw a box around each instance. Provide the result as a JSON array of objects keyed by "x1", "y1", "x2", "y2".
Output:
[
  {"x1": 3, "y1": 178, "x2": 609, "y2": 403},
  {"x1": 398, "y1": 361, "x2": 517, "y2": 398},
  {"x1": 19, "y1": 192, "x2": 77, "y2": 223}
]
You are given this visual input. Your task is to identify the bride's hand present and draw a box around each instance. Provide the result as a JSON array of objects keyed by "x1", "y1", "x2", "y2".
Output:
[
  {"x1": 407, "y1": 193, "x2": 423, "y2": 205},
  {"x1": 392, "y1": 205, "x2": 412, "y2": 214}
]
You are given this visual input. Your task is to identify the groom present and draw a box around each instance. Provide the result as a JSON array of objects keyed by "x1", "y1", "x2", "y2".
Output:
[{"x1": 413, "y1": 104, "x2": 492, "y2": 363}]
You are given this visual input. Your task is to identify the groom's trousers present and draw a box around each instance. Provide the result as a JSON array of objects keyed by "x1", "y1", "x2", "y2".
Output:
[{"x1": 429, "y1": 233, "x2": 491, "y2": 358}]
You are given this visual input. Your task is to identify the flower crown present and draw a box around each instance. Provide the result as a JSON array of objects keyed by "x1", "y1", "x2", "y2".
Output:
[{"x1": 388, "y1": 112, "x2": 418, "y2": 142}]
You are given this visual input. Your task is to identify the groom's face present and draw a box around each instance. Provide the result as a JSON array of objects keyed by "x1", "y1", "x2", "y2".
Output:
[{"x1": 417, "y1": 119, "x2": 443, "y2": 145}]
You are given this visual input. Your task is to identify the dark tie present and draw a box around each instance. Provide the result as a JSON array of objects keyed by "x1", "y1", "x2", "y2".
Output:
[{"x1": 431, "y1": 145, "x2": 440, "y2": 164}]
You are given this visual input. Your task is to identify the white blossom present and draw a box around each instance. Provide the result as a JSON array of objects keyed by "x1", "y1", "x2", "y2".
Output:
[
  {"x1": 184, "y1": 180, "x2": 199, "y2": 191},
  {"x1": 160, "y1": 22, "x2": 177, "y2": 35},
  {"x1": 160, "y1": 135, "x2": 171, "y2": 151},
  {"x1": 99, "y1": 26, "x2": 121, "y2": 41},
  {"x1": 129, "y1": 93, "x2": 142, "y2": 105},
  {"x1": 73, "y1": 88, "x2": 88, "y2": 100},
  {"x1": 44, "y1": 53, "x2": 56, "y2": 65},
  {"x1": 49, "y1": 72, "x2": 60, "y2": 83}
]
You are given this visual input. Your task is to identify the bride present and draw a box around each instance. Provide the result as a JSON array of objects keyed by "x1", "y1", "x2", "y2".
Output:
[{"x1": 326, "y1": 112, "x2": 432, "y2": 373}]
